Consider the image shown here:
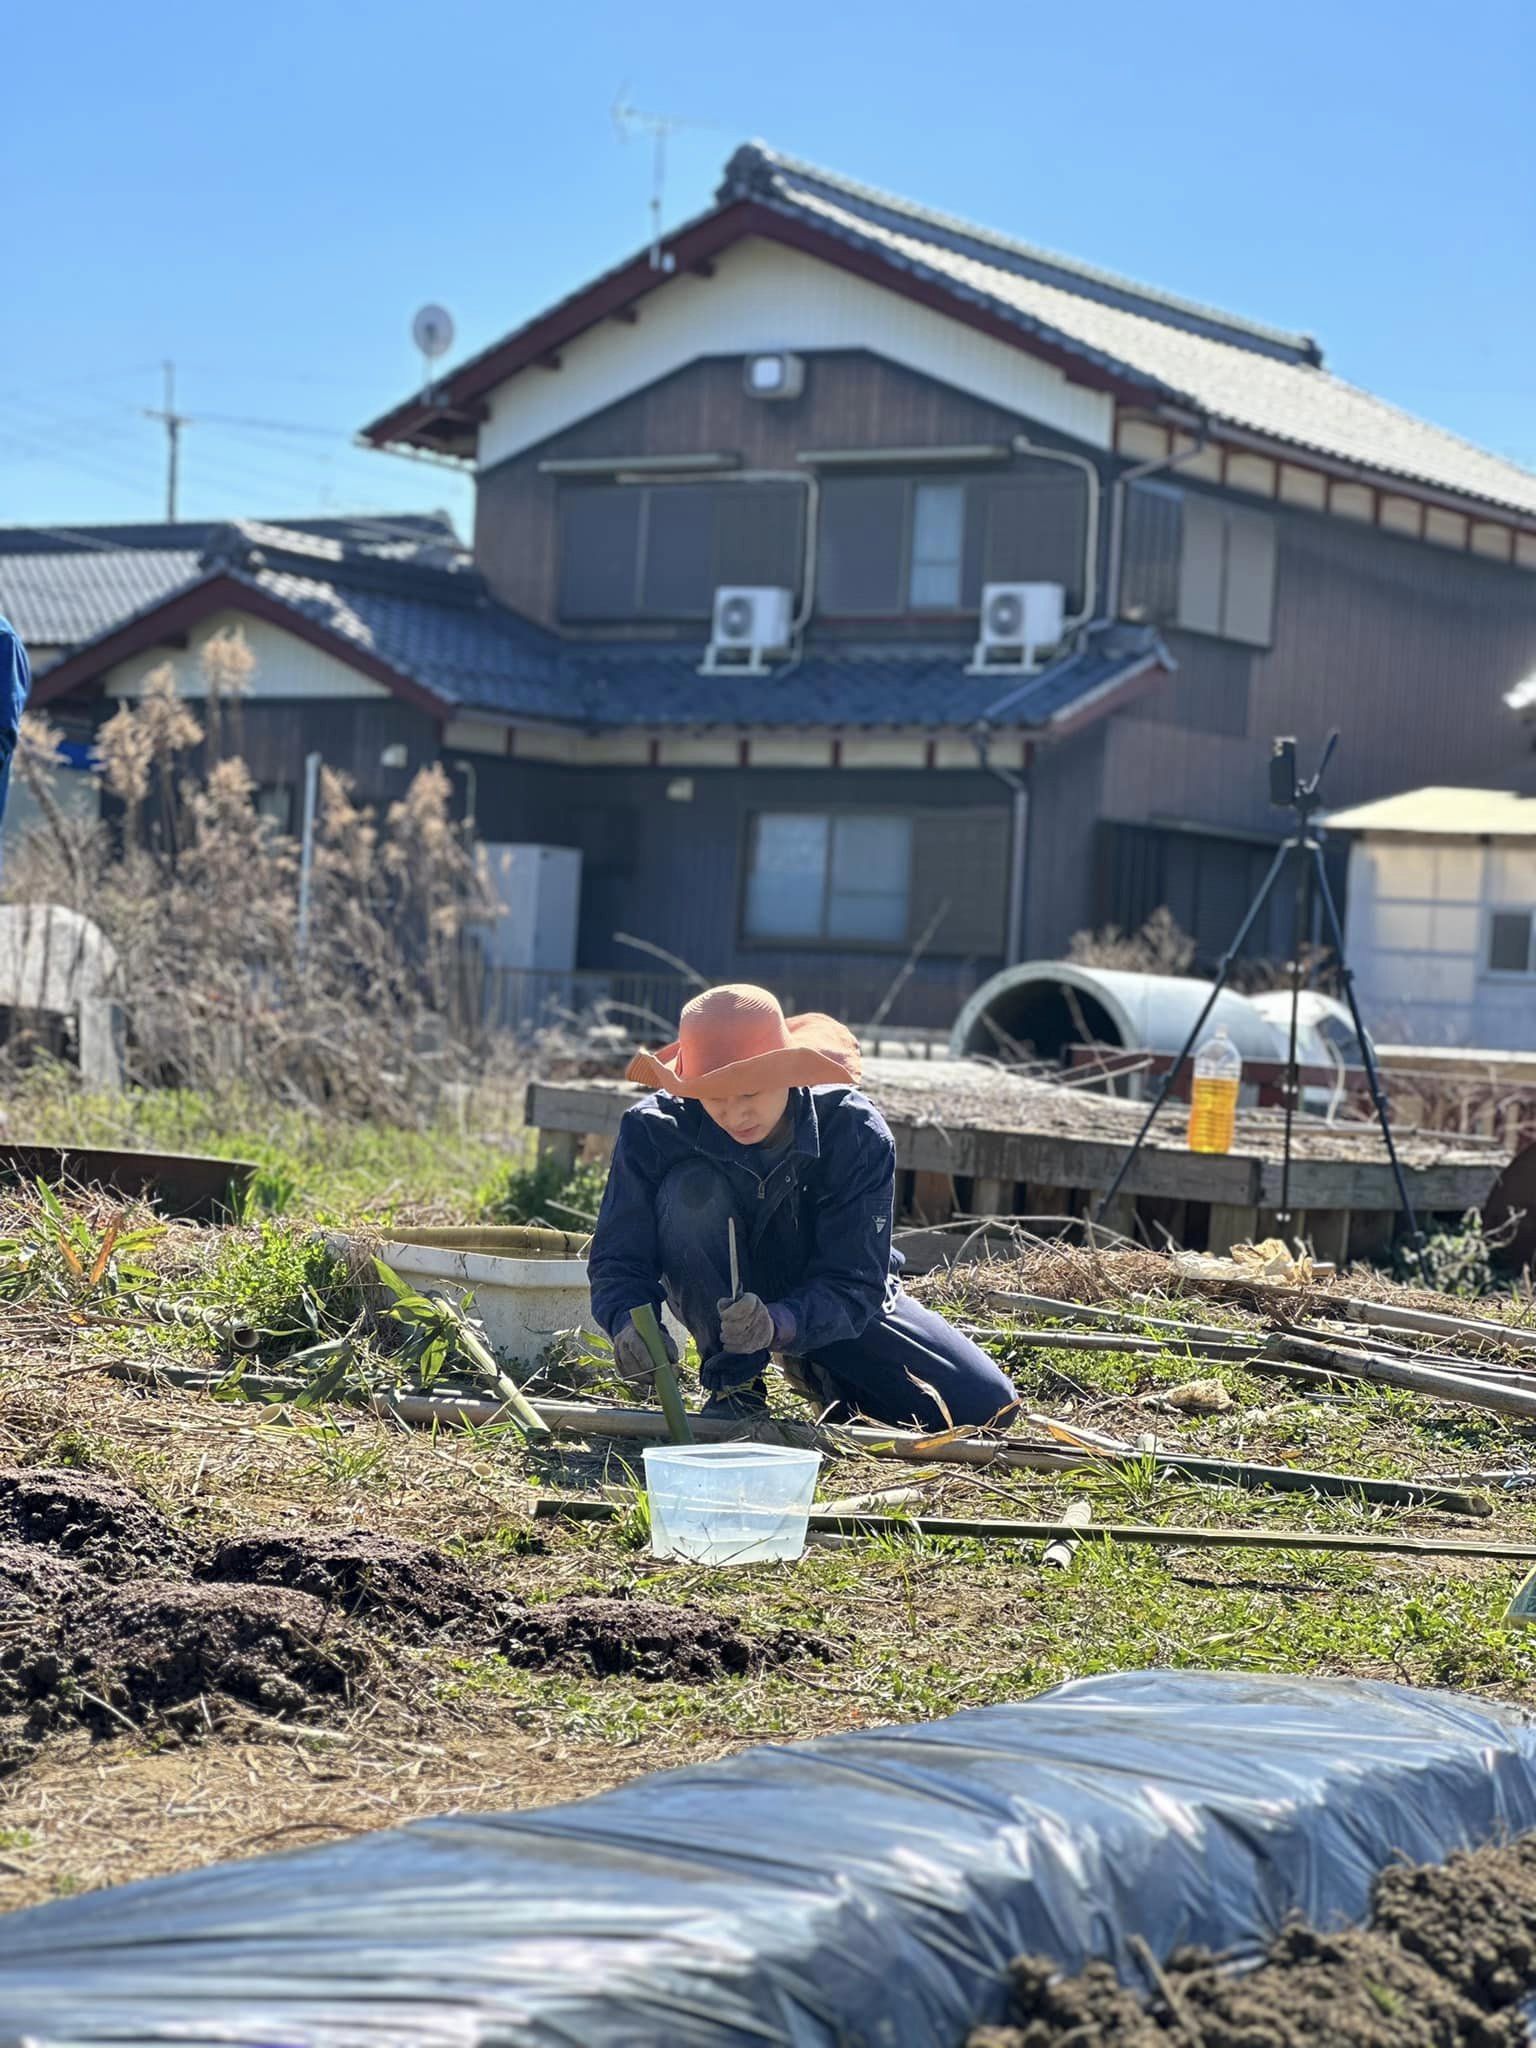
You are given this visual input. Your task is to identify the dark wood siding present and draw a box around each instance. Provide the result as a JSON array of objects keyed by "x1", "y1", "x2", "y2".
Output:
[
  {"x1": 474, "y1": 350, "x2": 1107, "y2": 635},
  {"x1": 466, "y1": 756, "x2": 1010, "y2": 1017},
  {"x1": 1024, "y1": 724, "x2": 1107, "y2": 957}
]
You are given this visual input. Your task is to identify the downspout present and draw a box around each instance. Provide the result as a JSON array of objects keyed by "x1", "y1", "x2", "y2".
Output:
[
  {"x1": 1104, "y1": 413, "x2": 1211, "y2": 618},
  {"x1": 973, "y1": 727, "x2": 1032, "y2": 965}
]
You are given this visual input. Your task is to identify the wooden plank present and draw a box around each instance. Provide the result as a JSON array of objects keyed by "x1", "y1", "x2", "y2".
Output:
[
  {"x1": 967, "y1": 1176, "x2": 1014, "y2": 1217},
  {"x1": 909, "y1": 1169, "x2": 956, "y2": 1225},
  {"x1": 1256, "y1": 1156, "x2": 1498, "y2": 1212},
  {"x1": 535, "y1": 1128, "x2": 580, "y2": 1175},
  {"x1": 1306, "y1": 1209, "x2": 1352, "y2": 1267},
  {"x1": 1087, "y1": 1190, "x2": 1138, "y2": 1242},
  {"x1": 1208, "y1": 1203, "x2": 1260, "y2": 1255}
]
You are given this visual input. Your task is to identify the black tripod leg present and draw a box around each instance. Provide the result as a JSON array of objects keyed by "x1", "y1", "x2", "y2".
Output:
[
  {"x1": 1095, "y1": 837, "x2": 1296, "y2": 1222},
  {"x1": 1309, "y1": 841, "x2": 1426, "y2": 1266},
  {"x1": 1277, "y1": 852, "x2": 1313, "y2": 1227}
]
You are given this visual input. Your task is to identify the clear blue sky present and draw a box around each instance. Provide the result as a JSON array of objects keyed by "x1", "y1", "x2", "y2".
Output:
[{"x1": 4, "y1": 0, "x2": 1531, "y2": 539}]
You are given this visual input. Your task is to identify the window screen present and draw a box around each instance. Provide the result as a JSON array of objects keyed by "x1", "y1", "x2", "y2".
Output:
[
  {"x1": 1488, "y1": 911, "x2": 1535, "y2": 974},
  {"x1": 558, "y1": 487, "x2": 642, "y2": 619},
  {"x1": 641, "y1": 488, "x2": 714, "y2": 617},
  {"x1": 819, "y1": 477, "x2": 907, "y2": 614},
  {"x1": 743, "y1": 811, "x2": 913, "y2": 944},
  {"x1": 1120, "y1": 482, "x2": 1183, "y2": 624}
]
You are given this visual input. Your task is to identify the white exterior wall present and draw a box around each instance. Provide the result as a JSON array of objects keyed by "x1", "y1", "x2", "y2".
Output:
[
  {"x1": 103, "y1": 610, "x2": 388, "y2": 701},
  {"x1": 478, "y1": 238, "x2": 1115, "y2": 469},
  {"x1": 1345, "y1": 834, "x2": 1536, "y2": 1049}
]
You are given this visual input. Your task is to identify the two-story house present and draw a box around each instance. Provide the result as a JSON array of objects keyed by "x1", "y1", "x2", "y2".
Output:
[{"x1": 22, "y1": 143, "x2": 1536, "y2": 1030}]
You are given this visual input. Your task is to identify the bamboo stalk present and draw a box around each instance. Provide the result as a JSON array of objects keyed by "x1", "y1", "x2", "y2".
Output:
[
  {"x1": 97, "y1": 1368, "x2": 1491, "y2": 1517},
  {"x1": 988, "y1": 1291, "x2": 1250, "y2": 1350},
  {"x1": 533, "y1": 1495, "x2": 1536, "y2": 1563},
  {"x1": 1270, "y1": 1335, "x2": 1536, "y2": 1423},
  {"x1": 1333, "y1": 1295, "x2": 1536, "y2": 1356},
  {"x1": 629, "y1": 1303, "x2": 693, "y2": 1445},
  {"x1": 1042, "y1": 1499, "x2": 1092, "y2": 1569},
  {"x1": 423, "y1": 1293, "x2": 551, "y2": 1443}
]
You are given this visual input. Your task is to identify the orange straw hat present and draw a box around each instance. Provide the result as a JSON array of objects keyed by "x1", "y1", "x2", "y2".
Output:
[{"x1": 626, "y1": 984, "x2": 861, "y2": 1097}]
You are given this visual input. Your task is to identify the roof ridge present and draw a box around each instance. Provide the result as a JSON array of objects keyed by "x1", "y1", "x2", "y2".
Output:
[{"x1": 724, "y1": 140, "x2": 1323, "y2": 366}]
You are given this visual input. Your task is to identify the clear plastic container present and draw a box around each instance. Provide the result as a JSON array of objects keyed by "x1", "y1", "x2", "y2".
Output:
[
  {"x1": 1188, "y1": 1026, "x2": 1242, "y2": 1155},
  {"x1": 643, "y1": 1443, "x2": 823, "y2": 1565}
]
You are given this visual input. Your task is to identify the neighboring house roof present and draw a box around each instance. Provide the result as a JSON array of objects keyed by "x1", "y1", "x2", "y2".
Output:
[
  {"x1": 1326, "y1": 788, "x2": 1536, "y2": 836},
  {"x1": 22, "y1": 510, "x2": 1170, "y2": 734},
  {"x1": 363, "y1": 141, "x2": 1536, "y2": 522},
  {"x1": 0, "y1": 514, "x2": 462, "y2": 653}
]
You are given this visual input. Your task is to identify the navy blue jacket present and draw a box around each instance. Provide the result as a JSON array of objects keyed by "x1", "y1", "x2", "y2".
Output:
[
  {"x1": 588, "y1": 1085, "x2": 899, "y2": 1353},
  {"x1": 0, "y1": 614, "x2": 30, "y2": 830}
]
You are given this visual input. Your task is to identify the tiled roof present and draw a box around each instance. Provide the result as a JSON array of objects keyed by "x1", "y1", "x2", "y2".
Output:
[
  {"x1": 556, "y1": 622, "x2": 1167, "y2": 731},
  {"x1": 13, "y1": 512, "x2": 1169, "y2": 735},
  {"x1": 0, "y1": 514, "x2": 461, "y2": 651},
  {"x1": 722, "y1": 145, "x2": 1536, "y2": 519}
]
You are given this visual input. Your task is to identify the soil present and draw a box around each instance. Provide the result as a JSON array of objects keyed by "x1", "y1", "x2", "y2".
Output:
[
  {"x1": 0, "y1": 1467, "x2": 187, "y2": 1578},
  {"x1": 0, "y1": 1537, "x2": 89, "y2": 1615},
  {"x1": 499, "y1": 1595, "x2": 833, "y2": 1682},
  {"x1": 971, "y1": 1836, "x2": 1536, "y2": 2047},
  {"x1": 202, "y1": 1528, "x2": 492, "y2": 1644}
]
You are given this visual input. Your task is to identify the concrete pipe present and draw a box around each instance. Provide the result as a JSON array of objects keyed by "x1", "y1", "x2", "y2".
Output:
[{"x1": 948, "y1": 963, "x2": 1280, "y2": 1067}]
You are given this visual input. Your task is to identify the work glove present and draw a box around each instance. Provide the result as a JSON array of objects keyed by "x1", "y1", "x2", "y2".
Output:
[
  {"x1": 717, "y1": 1292, "x2": 781, "y2": 1355},
  {"x1": 612, "y1": 1316, "x2": 676, "y2": 1390}
]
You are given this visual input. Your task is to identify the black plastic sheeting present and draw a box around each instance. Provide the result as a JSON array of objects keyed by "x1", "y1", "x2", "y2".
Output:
[{"x1": 5, "y1": 1671, "x2": 1536, "y2": 2047}]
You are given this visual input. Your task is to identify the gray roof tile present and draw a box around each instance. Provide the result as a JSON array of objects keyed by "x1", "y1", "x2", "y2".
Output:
[{"x1": 725, "y1": 144, "x2": 1536, "y2": 518}]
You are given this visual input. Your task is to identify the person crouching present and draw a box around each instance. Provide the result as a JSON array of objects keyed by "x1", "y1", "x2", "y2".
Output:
[{"x1": 587, "y1": 984, "x2": 1018, "y2": 1428}]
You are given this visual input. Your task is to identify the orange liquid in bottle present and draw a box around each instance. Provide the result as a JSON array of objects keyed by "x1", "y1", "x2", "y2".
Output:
[{"x1": 1188, "y1": 1074, "x2": 1239, "y2": 1154}]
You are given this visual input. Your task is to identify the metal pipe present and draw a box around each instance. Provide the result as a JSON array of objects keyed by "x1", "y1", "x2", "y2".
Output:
[
  {"x1": 295, "y1": 749, "x2": 321, "y2": 972},
  {"x1": 1009, "y1": 435, "x2": 1100, "y2": 633},
  {"x1": 973, "y1": 731, "x2": 1031, "y2": 964}
]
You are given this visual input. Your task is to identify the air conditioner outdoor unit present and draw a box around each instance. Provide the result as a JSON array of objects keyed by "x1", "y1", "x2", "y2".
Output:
[
  {"x1": 969, "y1": 581, "x2": 1066, "y2": 674},
  {"x1": 701, "y1": 585, "x2": 793, "y2": 674}
]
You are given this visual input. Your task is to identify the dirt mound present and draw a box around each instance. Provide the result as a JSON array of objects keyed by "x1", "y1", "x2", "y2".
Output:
[
  {"x1": 0, "y1": 1539, "x2": 89, "y2": 1614},
  {"x1": 499, "y1": 1596, "x2": 832, "y2": 1683},
  {"x1": 0, "y1": 1467, "x2": 185, "y2": 1579},
  {"x1": 203, "y1": 1528, "x2": 489, "y2": 1643},
  {"x1": 972, "y1": 1837, "x2": 1536, "y2": 2046},
  {"x1": 56, "y1": 1581, "x2": 363, "y2": 1734}
]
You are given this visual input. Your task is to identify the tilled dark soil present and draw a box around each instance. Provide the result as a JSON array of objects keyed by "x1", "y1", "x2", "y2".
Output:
[
  {"x1": 203, "y1": 1528, "x2": 492, "y2": 1644},
  {"x1": 0, "y1": 1467, "x2": 188, "y2": 1578},
  {"x1": 499, "y1": 1595, "x2": 834, "y2": 1682},
  {"x1": 970, "y1": 1836, "x2": 1536, "y2": 2047}
]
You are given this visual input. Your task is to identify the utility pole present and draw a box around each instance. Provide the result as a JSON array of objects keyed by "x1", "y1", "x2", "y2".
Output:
[{"x1": 143, "y1": 361, "x2": 192, "y2": 520}]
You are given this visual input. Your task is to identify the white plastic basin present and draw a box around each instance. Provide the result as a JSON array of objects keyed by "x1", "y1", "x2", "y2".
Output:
[{"x1": 643, "y1": 1443, "x2": 822, "y2": 1565}]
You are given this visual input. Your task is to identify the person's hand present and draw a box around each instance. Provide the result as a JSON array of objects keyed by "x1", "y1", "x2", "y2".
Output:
[
  {"x1": 717, "y1": 1292, "x2": 776, "y2": 1354},
  {"x1": 613, "y1": 1316, "x2": 676, "y2": 1389}
]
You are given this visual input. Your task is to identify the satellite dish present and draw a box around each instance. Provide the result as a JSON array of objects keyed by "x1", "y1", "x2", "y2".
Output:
[{"x1": 411, "y1": 305, "x2": 455, "y2": 360}]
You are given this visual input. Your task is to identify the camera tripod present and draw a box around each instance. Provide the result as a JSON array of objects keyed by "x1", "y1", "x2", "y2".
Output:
[{"x1": 1095, "y1": 732, "x2": 1425, "y2": 1267}]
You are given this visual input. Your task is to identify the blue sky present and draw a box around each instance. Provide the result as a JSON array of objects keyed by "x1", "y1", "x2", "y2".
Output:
[{"x1": 3, "y1": 0, "x2": 1530, "y2": 539}]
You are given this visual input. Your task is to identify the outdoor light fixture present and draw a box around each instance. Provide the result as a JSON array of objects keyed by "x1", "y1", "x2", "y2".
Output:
[
  {"x1": 743, "y1": 352, "x2": 804, "y2": 400},
  {"x1": 379, "y1": 743, "x2": 409, "y2": 770}
]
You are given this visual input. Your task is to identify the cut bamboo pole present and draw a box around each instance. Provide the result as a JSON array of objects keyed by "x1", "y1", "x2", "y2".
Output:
[
  {"x1": 988, "y1": 1291, "x2": 1250, "y2": 1350},
  {"x1": 1269, "y1": 1335, "x2": 1536, "y2": 1423},
  {"x1": 1332, "y1": 1295, "x2": 1536, "y2": 1356},
  {"x1": 429, "y1": 1293, "x2": 551, "y2": 1444},
  {"x1": 99, "y1": 1368, "x2": 1491, "y2": 1517},
  {"x1": 628, "y1": 1303, "x2": 693, "y2": 1445},
  {"x1": 533, "y1": 1495, "x2": 1536, "y2": 1563}
]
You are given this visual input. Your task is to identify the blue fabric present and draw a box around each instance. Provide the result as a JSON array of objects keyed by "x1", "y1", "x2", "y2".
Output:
[
  {"x1": 588, "y1": 1087, "x2": 1017, "y2": 1428},
  {"x1": 0, "y1": 611, "x2": 30, "y2": 838}
]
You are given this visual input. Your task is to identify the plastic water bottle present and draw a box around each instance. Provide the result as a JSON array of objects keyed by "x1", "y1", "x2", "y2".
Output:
[{"x1": 1188, "y1": 1027, "x2": 1241, "y2": 1155}]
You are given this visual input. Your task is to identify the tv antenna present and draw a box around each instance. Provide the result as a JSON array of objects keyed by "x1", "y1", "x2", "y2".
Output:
[
  {"x1": 612, "y1": 94, "x2": 719, "y2": 272},
  {"x1": 411, "y1": 303, "x2": 456, "y2": 398}
]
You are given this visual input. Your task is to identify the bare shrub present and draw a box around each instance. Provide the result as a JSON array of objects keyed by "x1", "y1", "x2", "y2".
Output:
[
  {"x1": 1067, "y1": 906, "x2": 1197, "y2": 974},
  {"x1": 2, "y1": 659, "x2": 493, "y2": 1121}
]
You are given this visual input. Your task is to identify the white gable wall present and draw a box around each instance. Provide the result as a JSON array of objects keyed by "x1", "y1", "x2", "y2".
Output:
[
  {"x1": 1345, "y1": 834, "x2": 1536, "y2": 1049},
  {"x1": 103, "y1": 610, "x2": 389, "y2": 702},
  {"x1": 478, "y1": 238, "x2": 1115, "y2": 470}
]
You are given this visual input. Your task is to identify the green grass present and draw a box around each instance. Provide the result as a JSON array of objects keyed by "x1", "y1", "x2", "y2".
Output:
[{"x1": 2, "y1": 1067, "x2": 518, "y2": 1223}]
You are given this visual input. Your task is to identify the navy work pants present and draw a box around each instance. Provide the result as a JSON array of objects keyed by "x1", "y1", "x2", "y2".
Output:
[{"x1": 655, "y1": 1159, "x2": 1017, "y2": 1431}]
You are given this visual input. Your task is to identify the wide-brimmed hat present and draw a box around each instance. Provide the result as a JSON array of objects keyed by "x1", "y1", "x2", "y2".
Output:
[{"x1": 626, "y1": 984, "x2": 861, "y2": 1097}]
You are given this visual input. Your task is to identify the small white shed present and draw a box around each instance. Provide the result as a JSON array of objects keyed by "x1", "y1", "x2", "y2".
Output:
[{"x1": 1327, "y1": 787, "x2": 1536, "y2": 1050}]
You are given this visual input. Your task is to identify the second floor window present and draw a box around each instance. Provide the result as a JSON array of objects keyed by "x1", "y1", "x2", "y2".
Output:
[
  {"x1": 816, "y1": 465, "x2": 1088, "y2": 617},
  {"x1": 557, "y1": 482, "x2": 804, "y2": 623},
  {"x1": 1120, "y1": 482, "x2": 1277, "y2": 646}
]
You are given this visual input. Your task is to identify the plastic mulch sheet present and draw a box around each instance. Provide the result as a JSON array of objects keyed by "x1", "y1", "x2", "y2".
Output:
[{"x1": 5, "y1": 1670, "x2": 1536, "y2": 2047}]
